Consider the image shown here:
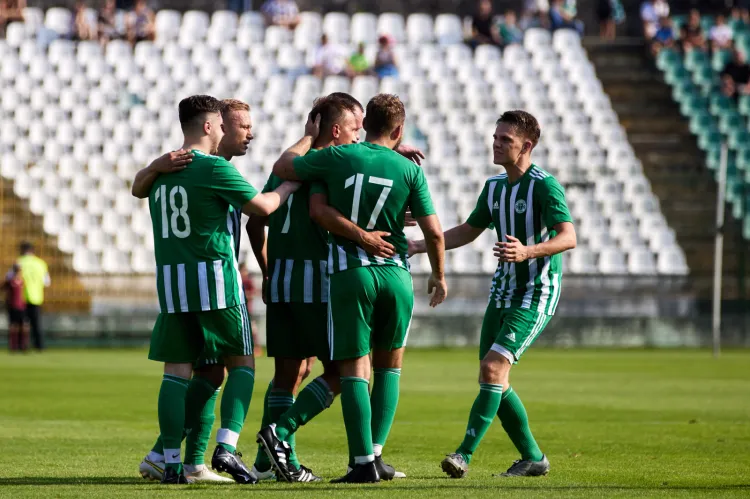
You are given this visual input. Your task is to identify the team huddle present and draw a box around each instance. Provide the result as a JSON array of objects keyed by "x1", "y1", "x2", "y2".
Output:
[{"x1": 131, "y1": 91, "x2": 576, "y2": 484}]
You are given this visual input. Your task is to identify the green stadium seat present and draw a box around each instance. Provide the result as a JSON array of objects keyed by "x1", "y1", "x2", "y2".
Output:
[
  {"x1": 685, "y1": 50, "x2": 710, "y2": 71},
  {"x1": 718, "y1": 112, "x2": 745, "y2": 134},
  {"x1": 672, "y1": 80, "x2": 699, "y2": 102},
  {"x1": 689, "y1": 110, "x2": 715, "y2": 135},
  {"x1": 680, "y1": 93, "x2": 709, "y2": 116},
  {"x1": 666, "y1": 66, "x2": 691, "y2": 86},
  {"x1": 693, "y1": 66, "x2": 718, "y2": 88},
  {"x1": 656, "y1": 48, "x2": 681, "y2": 71},
  {"x1": 698, "y1": 127, "x2": 723, "y2": 151},
  {"x1": 729, "y1": 18, "x2": 747, "y2": 32},
  {"x1": 728, "y1": 128, "x2": 750, "y2": 149},
  {"x1": 712, "y1": 49, "x2": 733, "y2": 72},
  {"x1": 736, "y1": 148, "x2": 750, "y2": 171},
  {"x1": 709, "y1": 93, "x2": 735, "y2": 115},
  {"x1": 699, "y1": 16, "x2": 715, "y2": 34},
  {"x1": 738, "y1": 95, "x2": 750, "y2": 116},
  {"x1": 706, "y1": 147, "x2": 723, "y2": 170}
]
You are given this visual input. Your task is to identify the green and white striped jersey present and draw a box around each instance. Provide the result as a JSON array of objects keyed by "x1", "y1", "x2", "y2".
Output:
[
  {"x1": 467, "y1": 165, "x2": 572, "y2": 315},
  {"x1": 292, "y1": 142, "x2": 435, "y2": 274},
  {"x1": 149, "y1": 150, "x2": 258, "y2": 313},
  {"x1": 262, "y1": 173, "x2": 329, "y2": 303}
]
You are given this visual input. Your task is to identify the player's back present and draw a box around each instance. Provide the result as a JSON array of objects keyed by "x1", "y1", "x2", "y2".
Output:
[
  {"x1": 298, "y1": 142, "x2": 434, "y2": 273},
  {"x1": 149, "y1": 150, "x2": 252, "y2": 313}
]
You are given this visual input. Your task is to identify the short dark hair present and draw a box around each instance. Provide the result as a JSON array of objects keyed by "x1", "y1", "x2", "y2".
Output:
[
  {"x1": 496, "y1": 110, "x2": 541, "y2": 147},
  {"x1": 178, "y1": 95, "x2": 222, "y2": 130},
  {"x1": 20, "y1": 241, "x2": 33, "y2": 254},
  {"x1": 363, "y1": 94, "x2": 405, "y2": 137},
  {"x1": 310, "y1": 93, "x2": 363, "y2": 136}
]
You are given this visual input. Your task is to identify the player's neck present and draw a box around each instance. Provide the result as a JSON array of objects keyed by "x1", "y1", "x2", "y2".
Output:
[
  {"x1": 182, "y1": 138, "x2": 214, "y2": 156},
  {"x1": 364, "y1": 134, "x2": 395, "y2": 149},
  {"x1": 503, "y1": 156, "x2": 532, "y2": 183}
]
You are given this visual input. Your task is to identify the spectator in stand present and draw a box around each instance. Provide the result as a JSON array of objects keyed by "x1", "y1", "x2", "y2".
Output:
[
  {"x1": 730, "y1": 6, "x2": 749, "y2": 28},
  {"x1": 499, "y1": 10, "x2": 524, "y2": 46},
  {"x1": 520, "y1": 1, "x2": 546, "y2": 30},
  {"x1": 3, "y1": 264, "x2": 27, "y2": 352},
  {"x1": 469, "y1": 0, "x2": 502, "y2": 48},
  {"x1": 651, "y1": 16, "x2": 675, "y2": 55},
  {"x1": 348, "y1": 42, "x2": 372, "y2": 77},
  {"x1": 226, "y1": 0, "x2": 251, "y2": 14},
  {"x1": 549, "y1": 0, "x2": 584, "y2": 35},
  {"x1": 72, "y1": 1, "x2": 96, "y2": 41},
  {"x1": 126, "y1": 0, "x2": 154, "y2": 45},
  {"x1": 710, "y1": 14, "x2": 734, "y2": 51},
  {"x1": 374, "y1": 34, "x2": 398, "y2": 78},
  {"x1": 261, "y1": 0, "x2": 300, "y2": 30},
  {"x1": 97, "y1": 0, "x2": 120, "y2": 44},
  {"x1": 721, "y1": 47, "x2": 750, "y2": 98},
  {"x1": 239, "y1": 262, "x2": 262, "y2": 357},
  {"x1": 598, "y1": 0, "x2": 625, "y2": 40},
  {"x1": 0, "y1": 0, "x2": 25, "y2": 38},
  {"x1": 680, "y1": 9, "x2": 707, "y2": 52},
  {"x1": 16, "y1": 242, "x2": 49, "y2": 352},
  {"x1": 640, "y1": 0, "x2": 669, "y2": 39},
  {"x1": 312, "y1": 33, "x2": 349, "y2": 78}
]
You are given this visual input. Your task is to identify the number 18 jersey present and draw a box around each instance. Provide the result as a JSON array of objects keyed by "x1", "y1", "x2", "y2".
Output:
[
  {"x1": 292, "y1": 142, "x2": 435, "y2": 274},
  {"x1": 149, "y1": 150, "x2": 258, "y2": 313}
]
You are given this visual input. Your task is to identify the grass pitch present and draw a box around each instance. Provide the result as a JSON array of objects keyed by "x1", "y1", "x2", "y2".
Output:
[{"x1": 0, "y1": 348, "x2": 748, "y2": 498}]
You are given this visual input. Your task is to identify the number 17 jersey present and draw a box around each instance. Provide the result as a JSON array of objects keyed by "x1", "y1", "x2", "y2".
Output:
[
  {"x1": 149, "y1": 150, "x2": 258, "y2": 313},
  {"x1": 292, "y1": 142, "x2": 435, "y2": 273}
]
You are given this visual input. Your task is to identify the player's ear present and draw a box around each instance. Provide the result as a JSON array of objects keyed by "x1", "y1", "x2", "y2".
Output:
[
  {"x1": 390, "y1": 124, "x2": 403, "y2": 141},
  {"x1": 332, "y1": 123, "x2": 340, "y2": 139}
]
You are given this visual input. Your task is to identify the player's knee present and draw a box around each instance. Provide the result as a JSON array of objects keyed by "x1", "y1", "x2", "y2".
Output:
[
  {"x1": 479, "y1": 358, "x2": 505, "y2": 384},
  {"x1": 195, "y1": 364, "x2": 226, "y2": 387},
  {"x1": 299, "y1": 358, "x2": 314, "y2": 382}
]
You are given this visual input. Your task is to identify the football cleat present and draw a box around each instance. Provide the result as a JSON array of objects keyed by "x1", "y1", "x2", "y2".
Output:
[
  {"x1": 331, "y1": 461, "x2": 380, "y2": 483},
  {"x1": 373, "y1": 456, "x2": 396, "y2": 481},
  {"x1": 184, "y1": 464, "x2": 234, "y2": 483},
  {"x1": 496, "y1": 455, "x2": 550, "y2": 477},
  {"x1": 256, "y1": 425, "x2": 293, "y2": 482},
  {"x1": 441, "y1": 453, "x2": 469, "y2": 479},
  {"x1": 287, "y1": 464, "x2": 322, "y2": 483},
  {"x1": 251, "y1": 464, "x2": 276, "y2": 481},
  {"x1": 139, "y1": 455, "x2": 164, "y2": 481},
  {"x1": 161, "y1": 467, "x2": 189, "y2": 484},
  {"x1": 211, "y1": 446, "x2": 258, "y2": 484}
]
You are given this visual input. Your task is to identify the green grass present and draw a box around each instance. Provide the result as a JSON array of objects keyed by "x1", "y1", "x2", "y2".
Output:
[{"x1": 0, "y1": 348, "x2": 748, "y2": 498}]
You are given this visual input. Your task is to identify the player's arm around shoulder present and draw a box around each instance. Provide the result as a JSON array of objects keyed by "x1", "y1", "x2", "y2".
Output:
[{"x1": 131, "y1": 150, "x2": 194, "y2": 198}]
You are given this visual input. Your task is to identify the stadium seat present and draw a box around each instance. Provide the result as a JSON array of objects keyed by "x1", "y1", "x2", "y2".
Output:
[
  {"x1": 406, "y1": 13, "x2": 434, "y2": 45},
  {"x1": 155, "y1": 9, "x2": 181, "y2": 42},
  {"x1": 377, "y1": 13, "x2": 406, "y2": 43},
  {"x1": 322, "y1": 12, "x2": 350, "y2": 43},
  {"x1": 434, "y1": 14, "x2": 463, "y2": 45},
  {"x1": 351, "y1": 12, "x2": 378, "y2": 44},
  {"x1": 45, "y1": 7, "x2": 73, "y2": 37},
  {"x1": 598, "y1": 248, "x2": 628, "y2": 274}
]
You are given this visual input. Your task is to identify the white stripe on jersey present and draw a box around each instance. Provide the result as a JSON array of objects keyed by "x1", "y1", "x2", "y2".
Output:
[
  {"x1": 521, "y1": 180, "x2": 537, "y2": 309},
  {"x1": 270, "y1": 259, "x2": 281, "y2": 303},
  {"x1": 213, "y1": 260, "x2": 226, "y2": 309},
  {"x1": 357, "y1": 247, "x2": 371, "y2": 266},
  {"x1": 327, "y1": 243, "x2": 334, "y2": 275},
  {"x1": 504, "y1": 184, "x2": 520, "y2": 308},
  {"x1": 177, "y1": 263, "x2": 188, "y2": 312},
  {"x1": 230, "y1": 242, "x2": 245, "y2": 306},
  {"x1": 496, "y1": 185, "x2": 508, "y2": 303},
  {"x1": 283, "y1": 259, "x2": 293, "y2": 303},
  {"x1": 337, "y1": 246, "x2": 347, "y2": 271},
  {"x1": 374, "y1": 256, "x2": 386, "y2": 265},
  {"x1": 548, "y1": 272, "x2": 562, "y2": 315},
  {"x1": 536, "y1": 229, "x2": 551, "y2": 313},
  {"x1": 320, "y1": 260, "x2": 329, "y2": 303},
  {"x1": 198, "y1": 262, "x2": 210, "y2": 311},
  {"x1": 303, "y1": 260, "x2": 313, "y2": 303},
  {"x1": 393, "y1": 254, "x2": 404, "y2": 267},
  {"x1": 163, "y1": 264, "x2": 174, "y2": 313}
]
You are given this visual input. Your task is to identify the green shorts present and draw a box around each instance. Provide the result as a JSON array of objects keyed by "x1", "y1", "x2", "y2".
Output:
[
  {"x1": 266, "y1": 302, "x2": 328, "y2": 360},
  {"x1": 148, "y1": 304, "x2": 253, "y2": 364},
  {"x1": 478, "y1": 304, "x2": 552, "y2": 363},
  {"x1": 328, "y1": 266, "x2": 414, "y2": 361}
]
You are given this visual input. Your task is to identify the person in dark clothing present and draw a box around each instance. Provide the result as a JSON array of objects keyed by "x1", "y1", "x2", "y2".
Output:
[
  {"x1": 721, "y1": 48, "x2": 750, "y2": 98},
  {"x1": 469, "y1": 0, "x2": 502, "y2": 48},
  {"x1": 3, "y1": 264, "x2": 28, "y2": 352}
]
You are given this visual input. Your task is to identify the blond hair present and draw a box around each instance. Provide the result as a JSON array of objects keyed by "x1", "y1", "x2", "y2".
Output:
[{"x1": 220, "y1": 99, "x2": 250, "y2": 118}]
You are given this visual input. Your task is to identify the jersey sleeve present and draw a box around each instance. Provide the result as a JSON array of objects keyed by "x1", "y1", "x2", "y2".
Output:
[
  {"x1": 408, "y1": 167, "x2": 435, "y2": 218},
  {"x1": 466, "y1": 181, "x2": 493, "y2": 229},
  {"x1": 292, "y1": 147, "x2": 341, "y2": 181},
  {"x1": 539, "y1": 177, "x2": 573, "y2": 229},
  {"x1": 261, "y1": 173, "x2": 275, "y2": 194},
  {"x1": 211, "y1": 158, "x2": 258, "y2": 207}
]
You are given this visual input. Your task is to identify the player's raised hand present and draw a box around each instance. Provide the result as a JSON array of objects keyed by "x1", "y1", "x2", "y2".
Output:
[
  {"x1": 404, "y1": 210, "x2": 418, "y2": 227},
  {"x1": 427, "y1": 272, "x2": 448, "y2": 307},
  {"x1": 395, "y1": 144, "x2": 425, "y2": 165},
  {"x1": 359, "y1": 231, "x2": 395, "y2": 258},
  {"x1": 151, "y1": 149, "x2": 193, "y2": 173},
  {"x1": 494, "y1": 235, "x2": 530, "y2": 263},
  {"x1": 305, "y1": 112, "x2": 321, "y2": 140}
]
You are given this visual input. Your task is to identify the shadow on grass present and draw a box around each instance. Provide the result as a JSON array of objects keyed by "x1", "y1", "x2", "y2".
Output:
[{"x1": 0, "y1": 477, "x2": 748, "y2": 491}]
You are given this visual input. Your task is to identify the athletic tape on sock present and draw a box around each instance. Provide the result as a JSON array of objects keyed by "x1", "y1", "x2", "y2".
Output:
[
  {"x1": 354, "y1": 454, "x2": 375, "y2": 464},
  {"x1": 216, "y1": 428, "x2": 240, "y2": 448},
  {"x1": 373, "y1": 444, "x2": 383, "y2": 457}
]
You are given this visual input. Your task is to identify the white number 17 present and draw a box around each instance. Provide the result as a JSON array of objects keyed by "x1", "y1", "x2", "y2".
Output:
[{"x1": 344, "y1": 174, "x2": 393, "y2": 229}]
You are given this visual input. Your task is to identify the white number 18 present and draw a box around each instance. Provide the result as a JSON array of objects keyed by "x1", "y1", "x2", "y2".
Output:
[{"x1": 154, "y1": 185, "x2": 191, "y2": 239}]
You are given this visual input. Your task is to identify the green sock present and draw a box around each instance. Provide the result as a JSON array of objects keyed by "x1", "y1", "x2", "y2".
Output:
[
  {"x1": 217, "y1": 366, "x2": 255, "y2": 453},
  {"x1": 456, "y1": 383, "x2": 503, "y2": 464},
  {"x1": 371, "y1": 368, "x2": 401, "y2": 456},
  {"x1": 151, "y1": 435, "x2": 164, "y2": 456},
  {"x1": 498, "y1": 387, "x2": 544, "y2": 461},
  {"x1": 267, "y1": 389, "x2": 300, "y2": 469},
  {"x1": 158, "y1": 374, "x2": 190, "y2": 472},
  {"x1": 341, "y1": 376, "x2": 374, "y2": 464},
  {"x1": 184, "y1": 376, "x2": 220, "y2": 466},
  {"x1": 253, "y1": 380, "x2": 274, "y2": 471}
]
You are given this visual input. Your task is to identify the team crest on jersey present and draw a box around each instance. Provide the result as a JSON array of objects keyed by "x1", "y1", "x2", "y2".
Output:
[
  {"x1": 493, "y1": 201, "x2": 499, "y2": 210},
  {"x1": 515, "y1": 200, "x2": 527, "y2": 214}
]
